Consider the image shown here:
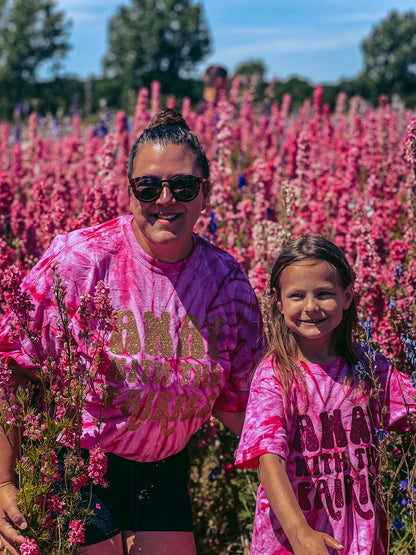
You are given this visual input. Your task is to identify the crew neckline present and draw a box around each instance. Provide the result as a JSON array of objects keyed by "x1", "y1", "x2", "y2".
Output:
[
  {"x1": 122, "y1": 215, "x2": 200, "y2": 275},
  {"x1": 300, "y1": 357, "x2": 347, "y2": 377}
]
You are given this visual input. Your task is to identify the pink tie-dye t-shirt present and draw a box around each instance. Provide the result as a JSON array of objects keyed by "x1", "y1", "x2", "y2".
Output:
[
  {"x1": 235, "y1": 355, "x2": 416, "y2": 554},
  {"x1": 0, "y1": 215, "x2": 263, "y2": 462}
]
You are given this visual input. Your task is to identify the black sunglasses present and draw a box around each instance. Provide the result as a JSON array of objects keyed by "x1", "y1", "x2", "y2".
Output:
[{"x1": 129, "y1": 174, "x2": 209, "y2": 203}]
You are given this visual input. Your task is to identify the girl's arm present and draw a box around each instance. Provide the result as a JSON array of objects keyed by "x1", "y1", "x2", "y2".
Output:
[{"x1": 259, "y1": 453, "x2": 344, "y2": 555}]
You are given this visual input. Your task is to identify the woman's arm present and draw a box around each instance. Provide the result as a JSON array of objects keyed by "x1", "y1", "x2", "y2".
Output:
[
  {"x1": 259, "y1": 453, "x2": 343, "y2": 555},
  {"x1": 212, "y1": 407, "x2": 245, "y2": 435}
]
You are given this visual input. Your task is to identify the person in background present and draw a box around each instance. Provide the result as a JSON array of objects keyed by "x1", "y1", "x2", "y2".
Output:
[
  {"x1": 0, "y1": 108, "x2": 263, "y2": 555},
  {"x1": 196, "y1": 65, "x2": 228, "y2": 114},
  {"x1": 202, "y1": 65, "x2": 228, "y2": 103},
  {"x1": 236, "y1": 236, "x2": 416, "y2": 555}
]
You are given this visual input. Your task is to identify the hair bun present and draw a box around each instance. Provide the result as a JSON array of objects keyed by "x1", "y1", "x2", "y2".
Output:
[{"x1": 148, "y1": 108, "x2": 190, "y2": 131}]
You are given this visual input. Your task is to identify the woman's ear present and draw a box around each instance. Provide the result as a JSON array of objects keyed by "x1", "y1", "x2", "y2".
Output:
[{"x1": 201, "y1": 194, "x2": 210, "y2": 215}]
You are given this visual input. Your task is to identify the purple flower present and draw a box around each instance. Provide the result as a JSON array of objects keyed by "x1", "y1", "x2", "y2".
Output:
[
  {"x1": 375, "y1": 428, "x2": 389, "y2": 441},
  {"x1": 402, "y1": 334, "x2": 416, "y2": 368},
  {"x1": 353, "y1": 361, "x2": 368, "y2": 381}
]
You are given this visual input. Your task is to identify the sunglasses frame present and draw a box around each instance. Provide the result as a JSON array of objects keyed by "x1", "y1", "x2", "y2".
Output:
[{"x1": 129, "y1": 174, "x2": 208, "y2": 203}]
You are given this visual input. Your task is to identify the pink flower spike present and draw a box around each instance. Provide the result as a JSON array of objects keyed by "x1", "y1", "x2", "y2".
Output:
[
  {"x1": 68, "y1": 519, "x2": 85, "y2": 547},
  {"x1": 19, "y1": 537, "x2": 40, "y2": 555},
  {"x1": 404, "y1": 116, "x2": 416, "y2": 169},
  {"x1": 0, "y1": 360, "x2": 13, "y2": 396},
  {"x1": 88, "y1": 446, "x2": 108, "y2": 486}
]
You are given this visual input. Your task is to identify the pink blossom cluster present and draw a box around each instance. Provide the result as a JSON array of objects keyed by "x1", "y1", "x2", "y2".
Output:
[
  {"x1": 404, "y1": 115, "x2": 416, "y2": 169},
  {"x1": 1, "y1": 266, "x2": 34, "y2": 323},
  {"x1": 19, "y1": 537, "x2": 40, "y2": 555},
  {"x1": 88, "y1": 446, "x2": 108, "y2": 486},
  {"x1": 0, "y1": 360, "x2": 13, "y2": 396},
  {"x1": 40, "y1": 450, "x2": 61, "y2": 483},
  {"x1": 67, "y1": 519, "x2": 85, "y2": 547}
]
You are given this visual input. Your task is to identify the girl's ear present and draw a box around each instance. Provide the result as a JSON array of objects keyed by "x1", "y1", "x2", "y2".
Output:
[
  {"x1": 276, "y1": 299, "x2": 283, "y2": 313},
  {"x1": 343, "y1": 284, "x2": 354, "y2": 310}
]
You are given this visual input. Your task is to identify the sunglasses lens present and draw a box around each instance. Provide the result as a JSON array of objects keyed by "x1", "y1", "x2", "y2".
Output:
[
  {"x1": 170, "y1": 176, "x2": 200, "y2": 201},
  {"x1": 133, "y1": 177, "x2": 161, "y2": 202}
]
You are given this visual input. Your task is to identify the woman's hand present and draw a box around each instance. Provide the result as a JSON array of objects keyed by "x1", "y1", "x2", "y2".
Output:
[{"x1": 0, "y1": 482, "x2": 27, "y2": 555}]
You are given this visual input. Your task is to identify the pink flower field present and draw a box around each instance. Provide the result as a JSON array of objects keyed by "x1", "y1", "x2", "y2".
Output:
[
  {"x1": 1, "y1": 80, "x2": 416, "y2": 553},
  {"x1": 1, "y1": 83, "x2": 415, "y2": 365}
]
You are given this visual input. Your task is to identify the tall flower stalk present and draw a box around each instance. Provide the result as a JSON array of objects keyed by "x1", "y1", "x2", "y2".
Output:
[{"x1": 0, "y1": 266, "x2": 116, "y2": 554}]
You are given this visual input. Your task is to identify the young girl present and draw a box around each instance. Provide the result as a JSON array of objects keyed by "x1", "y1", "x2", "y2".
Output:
[{"x1": 236, "y1": 236, "x2": 416, "y2": 555}]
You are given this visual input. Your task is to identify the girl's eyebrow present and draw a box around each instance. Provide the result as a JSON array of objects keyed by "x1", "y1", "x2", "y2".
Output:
[{"x1": 284, "y1": 285, "x2": 337, "y2": 294}]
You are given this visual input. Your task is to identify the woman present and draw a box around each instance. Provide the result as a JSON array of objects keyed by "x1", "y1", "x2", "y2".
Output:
[{"x1": 0, "y1": 109, "x2": 263, "y2": 554}]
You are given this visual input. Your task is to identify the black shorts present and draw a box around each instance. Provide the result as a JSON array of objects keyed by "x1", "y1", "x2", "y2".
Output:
[{"x1": 81, "y1": 447, "x2": 193, "y2": 546}]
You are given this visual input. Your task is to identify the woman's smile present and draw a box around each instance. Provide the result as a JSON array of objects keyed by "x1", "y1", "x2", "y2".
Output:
[{"x1": 151, "y1": 211, "x2": 182, "y2": 222}]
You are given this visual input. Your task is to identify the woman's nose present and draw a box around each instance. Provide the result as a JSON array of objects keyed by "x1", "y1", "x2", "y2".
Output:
[{"x1": 156, "y1": 183, "x2": 174, "y2": 203}]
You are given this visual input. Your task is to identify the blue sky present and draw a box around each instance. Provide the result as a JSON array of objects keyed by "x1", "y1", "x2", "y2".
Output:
[{"x1": 55, "y1": 0, "x2": 415, "y2": 85}]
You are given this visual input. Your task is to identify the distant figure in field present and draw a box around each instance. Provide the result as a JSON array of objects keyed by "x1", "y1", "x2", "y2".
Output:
[
  {"x1": 202, "y1": 65, "x2": 228, "y2": 103},
  {"x1": 196, "y1": 65, "x2": 228, "y2": 114}
]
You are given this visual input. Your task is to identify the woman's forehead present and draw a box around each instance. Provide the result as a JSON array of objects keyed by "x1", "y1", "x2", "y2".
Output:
[{"x1": 133, "y1": 143, "x2": 199, "y2": 175}]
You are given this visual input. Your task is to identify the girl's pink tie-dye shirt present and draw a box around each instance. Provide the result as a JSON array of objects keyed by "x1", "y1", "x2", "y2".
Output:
[
  {"x1": 236, "y1": 355, "x2": 416, "y2": 554},
  {"x1": 0, "y1": 215, "x2": 263, "y2": 462}
]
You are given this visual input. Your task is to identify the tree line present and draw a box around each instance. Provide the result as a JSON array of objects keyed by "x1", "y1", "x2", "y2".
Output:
[{"x1": 0, "y1": 0, "x2": 415, "y2": 119}]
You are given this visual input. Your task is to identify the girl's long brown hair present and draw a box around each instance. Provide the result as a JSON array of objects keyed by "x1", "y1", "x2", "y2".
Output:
[{"x1": 267, "y1": 236, "x2": 359, "y2": 399}]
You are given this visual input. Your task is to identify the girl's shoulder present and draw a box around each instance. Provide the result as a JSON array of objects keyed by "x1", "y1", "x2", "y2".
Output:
[
  {"x1": 255, "y1": 354, "x2": 277, "y2": 374},
  {"x1": 252, "y1": 355, "x2": 282, "y2": 384}
]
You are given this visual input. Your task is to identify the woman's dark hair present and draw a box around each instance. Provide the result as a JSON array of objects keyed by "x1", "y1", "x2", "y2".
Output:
[
  {"x1": 267, "y1": 235, "x2": 358, "y2": 398},
  {"x1": 128, "y1": 108, "x2": 210, "y2": 191}
]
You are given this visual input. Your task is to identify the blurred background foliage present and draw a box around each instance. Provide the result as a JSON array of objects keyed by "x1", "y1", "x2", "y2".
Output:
[{"x1": 0, "y1": 1, "x2": 416, "y2": 118}]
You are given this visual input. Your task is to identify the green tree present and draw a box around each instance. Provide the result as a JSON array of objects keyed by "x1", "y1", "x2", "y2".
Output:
[
  {"x1": 103, "y1": 0, "x2": 211, "y2": 97},
  {"x1": 0, "y1": 0, "x2": 71, "y2": 84},
  {"x1": 233, "y1": 60, "x2": 267, "y2": 82},
  {"x1": 361, "y1": 10, "x2": 416, "y2": 99}
]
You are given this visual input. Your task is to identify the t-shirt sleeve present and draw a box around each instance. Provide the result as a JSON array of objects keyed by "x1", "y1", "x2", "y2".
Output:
[
  {"x1": 0, "y1": 233, "x2": 82, "y2": 368},
  {"x1": 235, "y1": 358, "x2": 289, "y2": 469},
  {"x1": 375, "y1": 354, "x2": 416, "y2": 432},
  {"x1": 213, "y1": 269, "x2": 265, "y2": 413}
]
